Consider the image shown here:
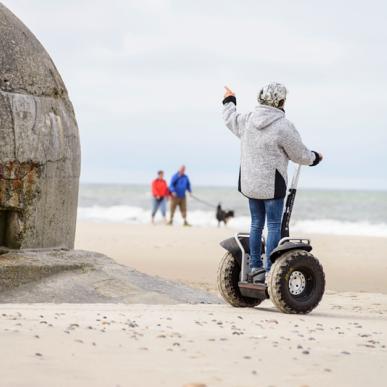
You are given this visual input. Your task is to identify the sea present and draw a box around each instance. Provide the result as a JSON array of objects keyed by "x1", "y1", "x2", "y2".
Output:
[{"x1": 78, "y1": 184, "x2": 387, "y2": 238}]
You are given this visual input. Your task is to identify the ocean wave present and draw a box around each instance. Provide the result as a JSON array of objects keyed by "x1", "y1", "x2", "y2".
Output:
[
  {"x1": 77, "y1": 205, "x2": 387, "y2": 237},
  {"x1": 291, "y1": 219, "x2": 387, "y2": 238}
]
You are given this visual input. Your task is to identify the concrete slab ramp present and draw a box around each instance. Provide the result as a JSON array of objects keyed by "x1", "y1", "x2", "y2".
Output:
[{"x1": 0, "y1": 249, "x2": 221, "y2": 304}]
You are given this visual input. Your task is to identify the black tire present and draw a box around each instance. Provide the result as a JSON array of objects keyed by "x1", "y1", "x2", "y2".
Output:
[
  {"x1": 217, "y1": 252, "x2": 262, "y2": 307},
  {"x1": 267, "y1": 250, "x2": 325, "y2": 314}
]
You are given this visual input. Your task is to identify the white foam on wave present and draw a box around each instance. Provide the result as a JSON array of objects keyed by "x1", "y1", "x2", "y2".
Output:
[
  {"x1": 78, "y1": 205, "x2": 147, "y2": 224},
  {"x1": 77, "y1": 205, "x2": 223, "y2": 227},
  {"x1": 77, "y1": 205, "x2": 387, "y2": 237},
  {"x1": 291, "y1": 219, "x2": 387, "y2": 238}
]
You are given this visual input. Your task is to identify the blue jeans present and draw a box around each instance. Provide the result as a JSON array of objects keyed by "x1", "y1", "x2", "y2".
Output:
[
  {"x1": 152, "y1": 197, "x2": 167, "y2": 218},
  {"x1": 248, "y1": 198, "x2": 284, "y2": 272}
]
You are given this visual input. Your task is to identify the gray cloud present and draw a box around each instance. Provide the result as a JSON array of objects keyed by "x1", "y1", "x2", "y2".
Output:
[{"x1": 4, "y1": 0, "x2": 387, "y2": 189}]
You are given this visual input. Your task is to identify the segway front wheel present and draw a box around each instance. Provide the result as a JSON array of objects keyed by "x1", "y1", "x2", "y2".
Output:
[
  {"x1": 267, "y1": 250, "x2": 325, "y2": 314},
  {"x1": 217, "y1": 252, "x2": 262, "y2": 308}
]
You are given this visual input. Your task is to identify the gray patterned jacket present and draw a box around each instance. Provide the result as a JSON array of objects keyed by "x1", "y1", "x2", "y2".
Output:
[{"x1": 223, "y1": 96, "x2": 319, "y2": 200}]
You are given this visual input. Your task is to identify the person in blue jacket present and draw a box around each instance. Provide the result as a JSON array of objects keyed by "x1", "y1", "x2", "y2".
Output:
[{"x1": 168, "y1": 165, "x2": 192, "y2": 226}]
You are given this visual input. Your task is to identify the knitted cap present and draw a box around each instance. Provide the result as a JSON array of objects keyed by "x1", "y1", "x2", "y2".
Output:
[{"x1": 258, "y1": 82, "x2": 287, "y2": 108}]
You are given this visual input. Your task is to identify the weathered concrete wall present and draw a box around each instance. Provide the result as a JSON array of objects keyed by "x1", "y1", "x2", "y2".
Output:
[{"x1": 0, "y1": 3, "x2": 81, "y2": 248}]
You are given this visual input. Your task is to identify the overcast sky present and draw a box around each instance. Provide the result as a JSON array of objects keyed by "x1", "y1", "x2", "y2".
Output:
[{"x1": 4, "y1": 0, "x2": 387, "y2": 189}]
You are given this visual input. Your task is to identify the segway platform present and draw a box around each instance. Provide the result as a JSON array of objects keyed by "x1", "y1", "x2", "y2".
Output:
[{"x1": 238, "y1": 282, "x2": 268, "y2": 300}]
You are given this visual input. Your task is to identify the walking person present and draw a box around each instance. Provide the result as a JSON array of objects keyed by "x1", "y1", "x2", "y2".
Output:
[
  {"x1": 151, "y1": 170, "x2": 169, "y2": 224},
  {"x1": 222, "y1": 83, "x2": 323, "y2": 283},
  {"x1": 168, "y1": 165, "x2": 192, "y2": 226}
]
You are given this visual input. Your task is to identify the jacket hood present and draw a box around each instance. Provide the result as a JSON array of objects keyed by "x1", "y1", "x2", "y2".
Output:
[{"x1": 250, "y1": 104, "x2": 285, "y2": 130}]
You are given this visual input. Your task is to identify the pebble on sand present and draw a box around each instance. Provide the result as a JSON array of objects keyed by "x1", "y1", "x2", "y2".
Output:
[{"x1": 183, "y1": 384, "x2": 207, "y2": 387}]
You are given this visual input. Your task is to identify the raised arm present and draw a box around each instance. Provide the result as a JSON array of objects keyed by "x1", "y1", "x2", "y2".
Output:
[
  {"x1": 280, "y1": 123, "x2": 322, "y2": 166},
  {"x1": 222, "y1": 86, "x2": 250, "y2": 138}
]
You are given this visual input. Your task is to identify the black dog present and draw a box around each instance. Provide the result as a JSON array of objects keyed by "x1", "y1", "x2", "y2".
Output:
[{"x1": 216, "y1": 204, "x2": 234, "y2": 227}]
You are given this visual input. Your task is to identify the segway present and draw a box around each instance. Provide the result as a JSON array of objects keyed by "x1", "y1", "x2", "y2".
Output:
[{"x1": 217, "y1": 164, "x2": 325, "y2": 314}]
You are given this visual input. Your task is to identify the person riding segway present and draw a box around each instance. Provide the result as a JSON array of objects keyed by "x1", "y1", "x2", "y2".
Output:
[{"x1": 217, "y1": 83, "x2": 325, "y2": 314}]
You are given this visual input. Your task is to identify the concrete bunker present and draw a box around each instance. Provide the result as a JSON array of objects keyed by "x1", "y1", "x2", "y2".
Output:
[{"x1": 0, "y1": 3, "x2": 81, "y2": 249}]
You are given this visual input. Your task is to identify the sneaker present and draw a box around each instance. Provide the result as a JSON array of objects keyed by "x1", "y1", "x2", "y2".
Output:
[
  {"x1": 183, "y1": 221, "x2": 192, "y2": 227},
  {"x1": 247, "y1": 267, "x2": 266, "y2": 284},
  {"x1": 167, "y1": 220, "x2": 173, "y2": 225}
]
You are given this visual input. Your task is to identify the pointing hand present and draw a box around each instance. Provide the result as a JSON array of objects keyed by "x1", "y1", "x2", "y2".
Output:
[{"x1": 224, "y1": 86, "x2": 235, "y2": 98}]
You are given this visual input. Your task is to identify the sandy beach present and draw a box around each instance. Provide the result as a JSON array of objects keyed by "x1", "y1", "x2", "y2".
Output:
[
  {"x1": 75, "y1": 222, "x2": 387, "y2": 294},
  {"x1": 72, "y1": 222, "x2": 387, "y2": 386},
  {"x1": 1, "y1": 223, "x2": 386, "y2": 387},
  {"x1": 1, "y1": 292, "x2": 386, "y2": 387}
]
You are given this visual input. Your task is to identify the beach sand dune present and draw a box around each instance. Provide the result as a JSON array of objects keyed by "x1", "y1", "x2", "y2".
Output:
[
  {"x1": 76, "y1": 222, "x2": 387, "y2": 294},
  {"x1": 1, "y1": 292, "x2": 386, "y2": 387}
]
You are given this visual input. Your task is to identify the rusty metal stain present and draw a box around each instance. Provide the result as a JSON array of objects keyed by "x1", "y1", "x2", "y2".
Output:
[{"x1": 0, "y1": 160, "x2": 42, "y2": 210}]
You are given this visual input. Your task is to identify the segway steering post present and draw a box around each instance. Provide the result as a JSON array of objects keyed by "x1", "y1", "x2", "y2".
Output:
[{"x1": 280, "y1": 164, "x2": 302, "y2": 239}]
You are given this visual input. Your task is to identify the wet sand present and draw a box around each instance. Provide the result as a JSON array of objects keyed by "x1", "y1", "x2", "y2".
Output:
[{"x1": 75, "y1": 222, "x2": 387, "y2": 294}]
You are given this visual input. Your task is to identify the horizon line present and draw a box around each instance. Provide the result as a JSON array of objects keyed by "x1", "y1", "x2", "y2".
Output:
[{"x1": 79, "y1": 181, "x2": 387, "y2": 193}]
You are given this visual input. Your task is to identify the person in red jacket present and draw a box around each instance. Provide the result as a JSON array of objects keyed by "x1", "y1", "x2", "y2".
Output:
[{"x1": 151, "y1": 170, "x2": 169, "y2": 224}]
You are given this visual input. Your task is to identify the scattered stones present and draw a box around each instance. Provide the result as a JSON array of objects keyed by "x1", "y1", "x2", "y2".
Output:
[
  {"x1": 183, "y1": 384, "x2": 207, "y2": 387},
  {"x1": 67, "y1": 323, "x2": 80, "y2": 330}
]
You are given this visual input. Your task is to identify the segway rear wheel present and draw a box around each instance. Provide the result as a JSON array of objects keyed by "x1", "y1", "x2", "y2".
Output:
[
  {"x1": 267, "y1": 250, "x2": 325, "y2": 314},
  {"x1": 217, "y1": 252, "x2": 262, "y2": 307}
]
